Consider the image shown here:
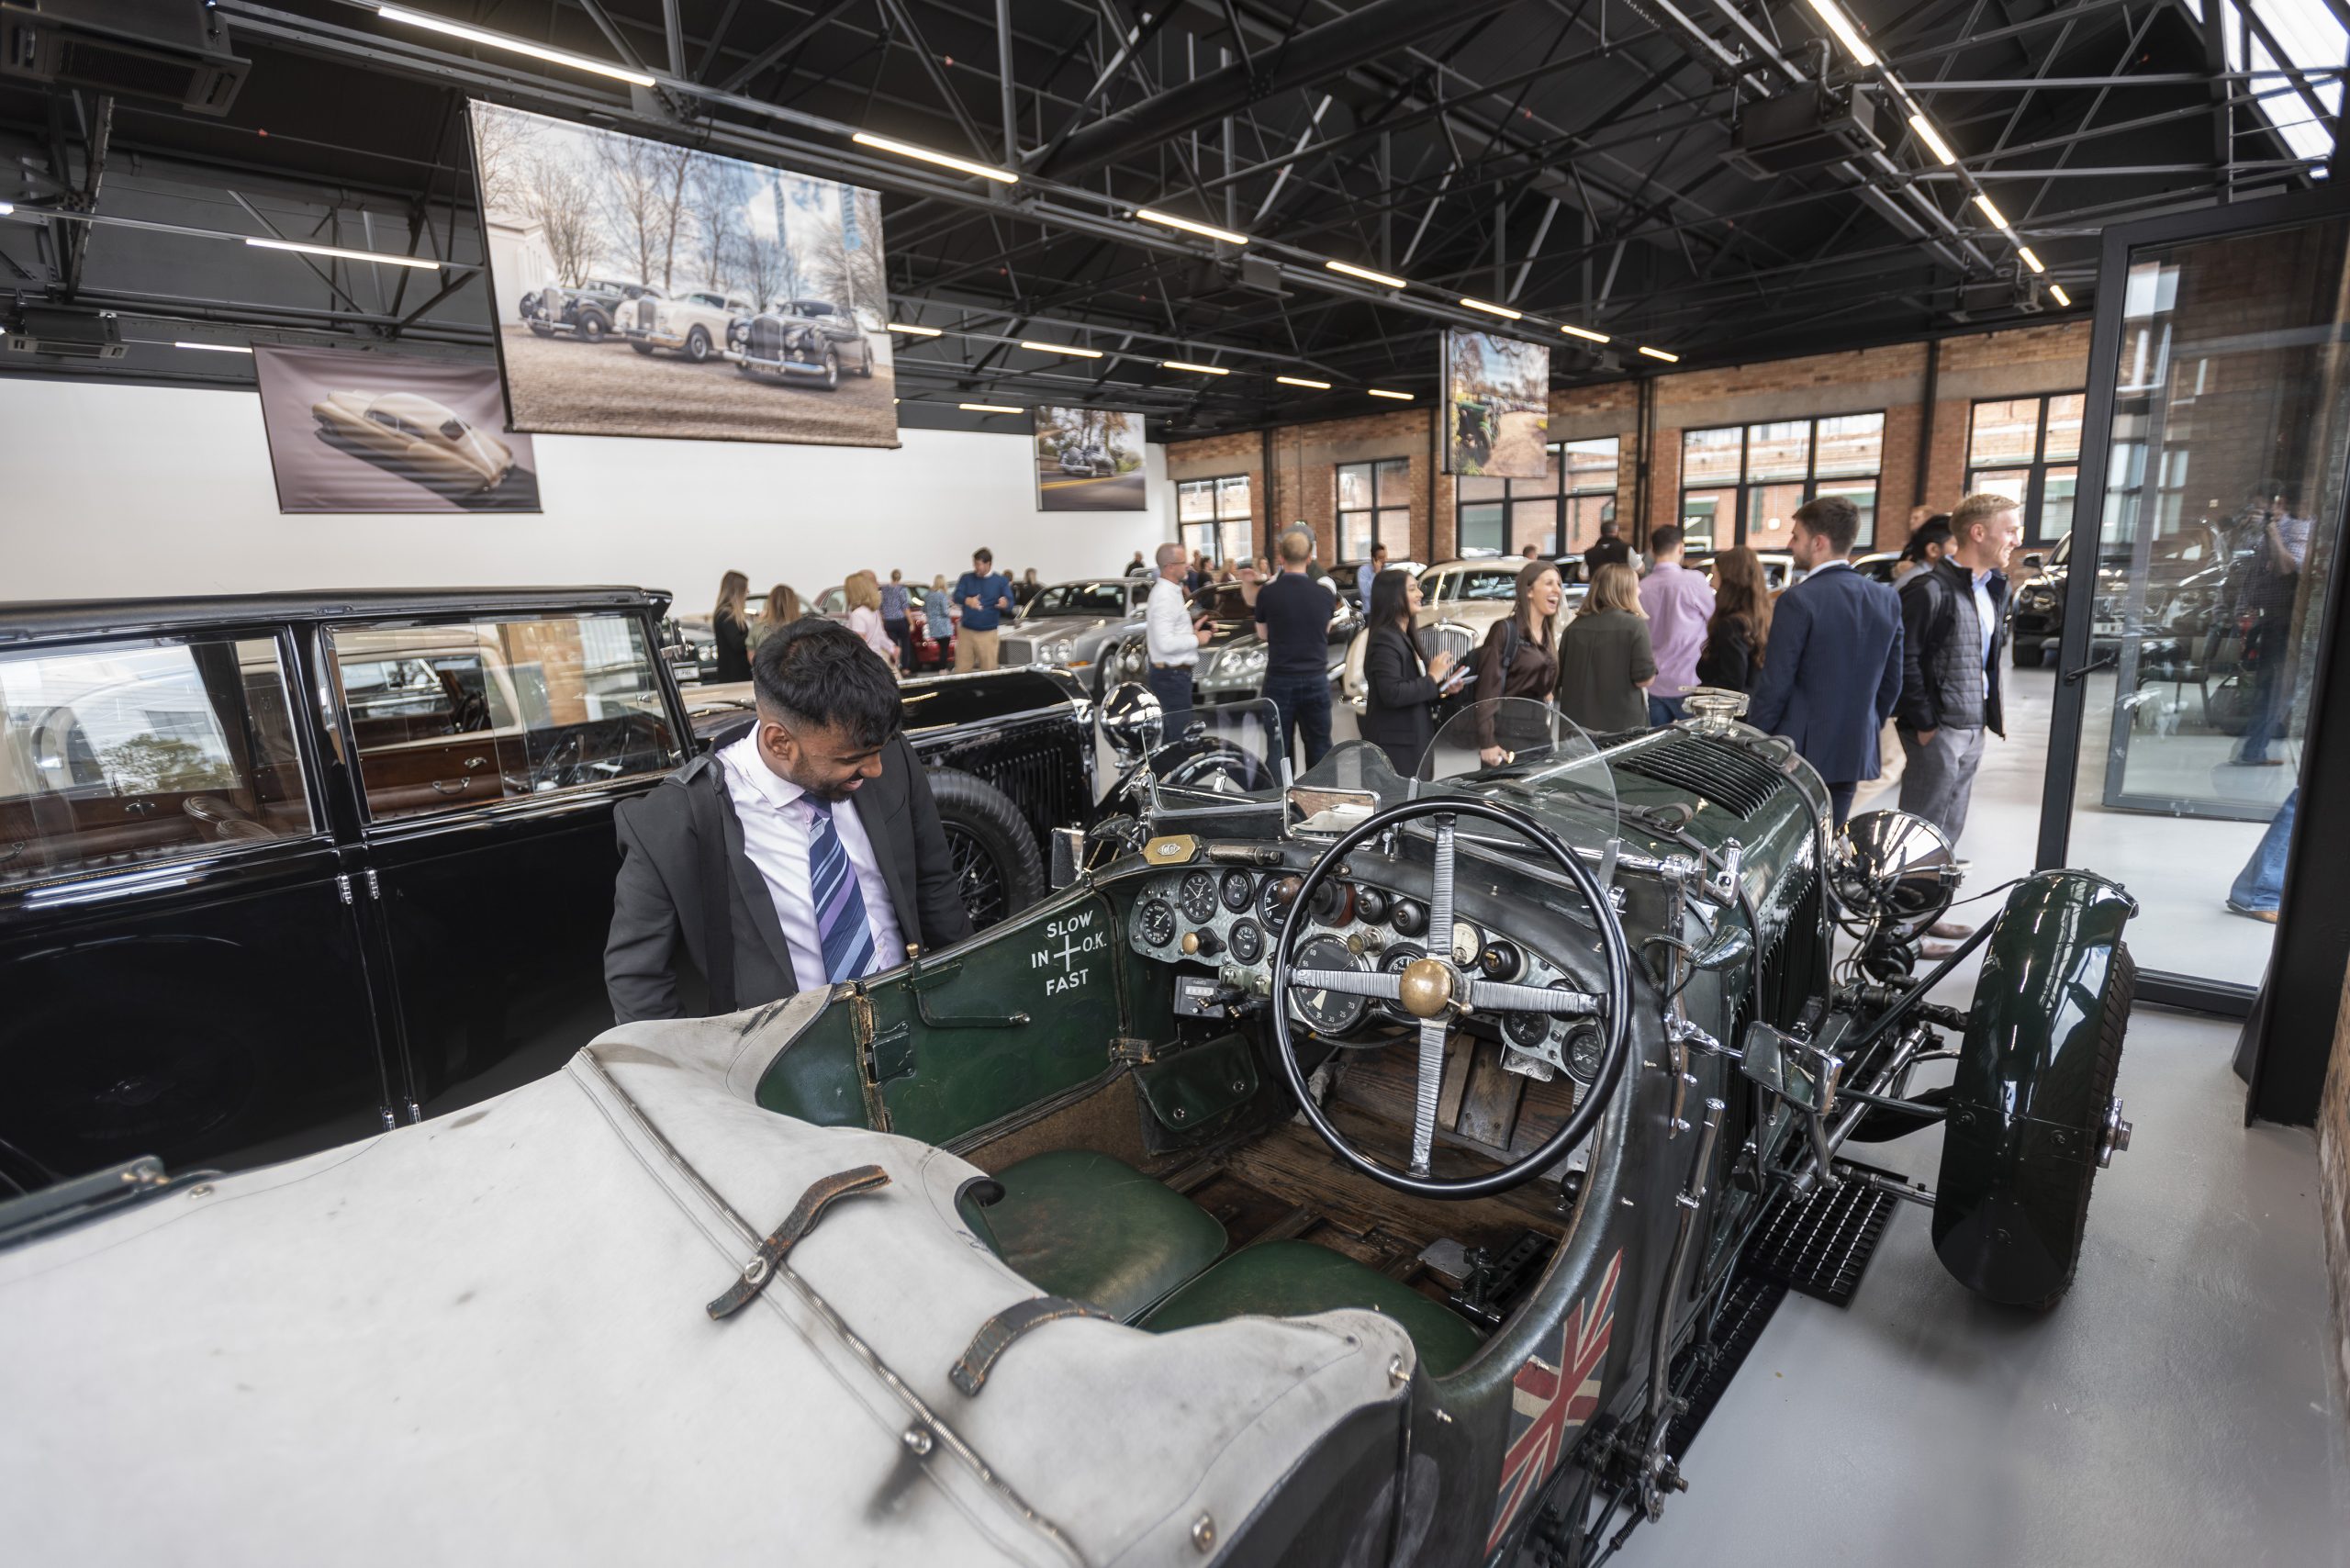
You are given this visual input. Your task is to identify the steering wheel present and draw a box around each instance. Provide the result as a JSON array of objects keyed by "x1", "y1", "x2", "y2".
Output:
[{"x1": 1268, "y1": 796, "x2": 1635, "y2": 1198}]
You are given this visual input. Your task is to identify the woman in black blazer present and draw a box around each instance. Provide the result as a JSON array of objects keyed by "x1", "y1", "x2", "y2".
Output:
[{"x1": 1359, "y1": 568, "x2": 1461, "y2": 777}]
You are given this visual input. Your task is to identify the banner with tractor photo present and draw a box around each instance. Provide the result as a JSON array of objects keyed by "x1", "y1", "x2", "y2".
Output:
[
  {"x1": 1443, "y1": 330, "x2": 1550, "y2": 479},
  {"x1": 468, "y1": 100, "x2": 896, "y2": 448},
  {"x1": 1033, "y1": 406, "x2": 1147, "y2": 511}
]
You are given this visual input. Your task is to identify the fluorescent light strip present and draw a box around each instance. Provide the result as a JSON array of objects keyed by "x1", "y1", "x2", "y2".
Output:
[
  {"x1": 1367, "y1": 388, "x2": 1413, "y2": 400},
  {"x1": 1973, "y1": 192, "x2": 2011, "y2": 231},
  {"x1": 1161, "y1": 360, "x2": 1230, "y2": 375},
  {"x1": 174, "y1": 342, "x2": 253, "y2": 353},
  {"x1": 1560, "y1": 323, "x2": 1610, "y2": 344},
  {"x1": 888, "y1": 321, "x2": 943, "y2": 336},
  {"x1": 245, "y1": 236, "x2": 441, "y2": 270},
  {"x1": 2019, "y1": 246, "x2": 2045, "y2": 274},
  {"x1": 1908, "y1": 114, "x2": 1958, "y2": 167},
  {"x1": 1275, "y1": 375, "x2": 1331, "y2": 389},
  {"x1": 1019, "y1": 340, "x2": 1103, "y2": 358},
  {"x1": 1325, "y1": 259, "x2": 1406, "y2": 288},
  {"x1": 1136, "y1": 208, "x2": 1249, "y2": 246},
  {"x1": 852, "y1": 131, "x2": 1019, "y2": 185},
  {"x1": 959, "y1": 402, "x2": 1021, "y2": 413},
  {"x1": 1460, "y1": 297, "x2": 1522, "y2": 320},
  {"x1": 1638, "y1": 346, "x2": 1679, "y2": 363},
  {"x1": 376, "y1": 6, "x2": 656, "y2": 86},
  {"x1": 1805, "y1": 0, "x2": 1878, "y2": 66},
  {"x1": 2049, "y1": 284, "x2": 2073, "y2": 308},
  {"x1": 0, "y1": 202, "x2": 13, "y2": 216}
]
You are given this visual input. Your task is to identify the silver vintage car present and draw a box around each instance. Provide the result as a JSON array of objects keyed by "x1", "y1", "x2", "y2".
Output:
[{"x1": 997, "y1": 577, "x2": 1152, "y2": 698}]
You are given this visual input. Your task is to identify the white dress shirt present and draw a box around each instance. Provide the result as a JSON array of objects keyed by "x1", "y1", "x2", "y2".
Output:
[
  {"x1": 1971, "y1": 567, "x2": 1996, "y2": 705},
  {"x1": 1145, "y1": 575, "x2": 1201, "y2": 667},
  {"x1": 719, "y1": 732, "x2": 905, "y2": 986}
]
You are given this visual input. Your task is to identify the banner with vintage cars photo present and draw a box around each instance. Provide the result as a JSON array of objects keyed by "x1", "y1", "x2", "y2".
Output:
[
  {"x1": 1442, "y1": 330, "x2": 1550, "y2": 479},
  {"x1": 252, "y1": 344, "x2": 542, "y2": 513},
  {"x1": 1032, "y1": 405, "x2": 1146, "y2": 511},
  {"x1": 466, "y1": 100, "x2": 897, "y2": 448}
]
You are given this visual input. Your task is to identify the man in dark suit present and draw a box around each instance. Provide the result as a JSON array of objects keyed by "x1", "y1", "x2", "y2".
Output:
[
  {"x1": 604, "y1": 619, "x2": 972, "y2": 1022},
  {"x1": 1746, "y1": 495, "x2": 1905, "y2": 827}
]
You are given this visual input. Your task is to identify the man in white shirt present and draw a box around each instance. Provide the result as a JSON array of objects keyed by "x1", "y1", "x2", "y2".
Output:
[
  {"x1": 605, "y1": 619, "x2": 971, "y2": 1021},
  {"x1": 1145, "y1": 541, "x2": 1217, "y2": 732}
]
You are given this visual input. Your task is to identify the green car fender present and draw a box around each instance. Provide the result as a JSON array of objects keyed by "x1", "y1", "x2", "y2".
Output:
[{"x1": 1932, "y1": 870, "x2": 2138, "y2": 1309}]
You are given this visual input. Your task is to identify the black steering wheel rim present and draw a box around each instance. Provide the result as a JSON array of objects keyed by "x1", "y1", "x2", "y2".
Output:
[{"x1": 1268, "y1": 793, "x2": 1636, "y2": 1198}]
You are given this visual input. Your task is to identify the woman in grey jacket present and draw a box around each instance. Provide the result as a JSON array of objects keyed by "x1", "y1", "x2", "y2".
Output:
[{"x1": 1556, "y1": 563, "x2": 1657, "y2": 734}]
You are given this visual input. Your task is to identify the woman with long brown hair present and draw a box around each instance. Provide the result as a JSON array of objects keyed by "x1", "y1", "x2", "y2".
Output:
[
  {"x1": 1556, "y1": 562, "x2": 1656, "y2": 733},
  {"x1": 1472, "y1": 556, "x2": 1565, "y2": 765},
  {"x1": 1695, "y1": 545, "x2": 1774, "y2": 692},
  {"x1": 711, "y1": 569, "x2": 752, "y2": 682},
  {"x1": 747, "y1": 584, "x2": 803, "y2": 649}
]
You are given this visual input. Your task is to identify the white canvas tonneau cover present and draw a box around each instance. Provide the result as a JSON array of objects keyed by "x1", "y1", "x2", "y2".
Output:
[{"x1": 0, "y1": 1000, "x2": 1413, "y2": 1565}]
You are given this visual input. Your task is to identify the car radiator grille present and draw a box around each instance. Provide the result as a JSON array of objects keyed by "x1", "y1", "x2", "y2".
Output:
[
  {"x1": 923, "y1": 719, "x2": 1088, "y2": 845},
  {"x1": 750, "y1": 317, "x2": 789, "y2": 356},
  {"x1": 1615, "y1": 733, "x2": 1786, "y2": 819},
  {"x1": 998, "y1": 639, "x2": 1036, "y2": 666},
  {"x1": 634, "y1": 298, "x2": 656, "y2": 329}
]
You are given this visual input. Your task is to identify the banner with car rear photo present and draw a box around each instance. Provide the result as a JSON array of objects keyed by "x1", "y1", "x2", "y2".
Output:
[
  {"x1": 1033, "y1": 406, "x2": 1147, "y2": 511},
  {"x1": 1442, "y1": 329, "x2": 1550, "y2": 479},
  {"x1": 466, "y1": 100, "x2": 898, "y2": 448},
  {"x1": 252, "y1": 344, "x2": 543, "y2": 513}
]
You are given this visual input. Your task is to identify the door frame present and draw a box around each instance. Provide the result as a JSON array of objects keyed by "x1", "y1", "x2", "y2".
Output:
[{"x1": 2033, "y1": 182, "x2": 2350, "y2": 1029}]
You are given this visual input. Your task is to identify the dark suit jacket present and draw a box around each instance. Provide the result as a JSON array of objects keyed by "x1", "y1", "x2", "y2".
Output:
[
  {"x1": 1360, "y1": 623, "x2": 1443, "y2": 775},
  {"x1": 603, "y1": 731, "x2": 973, "y2": 1022},
  {"x1": 1745, "y1": 564, "x2": 1904, "y2": 785}
]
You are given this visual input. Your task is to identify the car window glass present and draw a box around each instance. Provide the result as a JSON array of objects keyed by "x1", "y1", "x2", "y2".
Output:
[
  {"x1": 0, "y1": 635, "x2": 313, "y2": 890},
  {"x1": 438, "y1": 420, "x2": 465, "y2": 441},
  {"x1": 1458, "y1": 569, "x2": 1522, "y2": 600},
  {"x1": 330, "y1": 614, "x2": 681, "y2": 823},
  {"x1": 1035, "y1": 584, "x2": 1127, "y2": 616}
]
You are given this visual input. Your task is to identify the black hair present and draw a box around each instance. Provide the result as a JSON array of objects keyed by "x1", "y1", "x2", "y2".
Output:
[
  {"x1": 753, "y1": 618, "x2": 903, "y2": 748},
  {"x1": 973, "y1": 546, "x2": 994, "y2": 564},
  {"x1": 1368, "y1": 566, "x2": 1414, "y2": 632},
  {"x1": 1649, "y1": 523, "x2": 1684, "y2": 555},
  {"x1": 1902, "y1": 515, "x2": 1953, "y2": 562},
  {"x1": 1794, "y1": 494, "x2": 1861, "y2": 554}
]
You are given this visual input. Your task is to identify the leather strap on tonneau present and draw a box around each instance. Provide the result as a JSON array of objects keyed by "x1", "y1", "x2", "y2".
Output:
[
  {"x1": 949, "y1": 1296, "x2": 1117, "y2": 1395},
  {"x1": 706, "y1": 1164, "x2": 891, "y2": 1320}
]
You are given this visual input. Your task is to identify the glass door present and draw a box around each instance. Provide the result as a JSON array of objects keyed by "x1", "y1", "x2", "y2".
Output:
[{"x1": 2039, "y1": 196, "x2": 2350, "y2": 1007}]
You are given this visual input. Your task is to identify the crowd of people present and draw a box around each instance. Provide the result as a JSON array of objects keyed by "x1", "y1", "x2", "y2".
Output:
[{"x1": 707, "y1": 555, "x2": 1053, "y2": 683}]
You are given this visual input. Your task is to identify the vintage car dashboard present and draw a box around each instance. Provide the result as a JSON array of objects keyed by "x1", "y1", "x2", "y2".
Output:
[{"x1": 1125, "y1": 856, "x2": 1609, "y2": 1087}]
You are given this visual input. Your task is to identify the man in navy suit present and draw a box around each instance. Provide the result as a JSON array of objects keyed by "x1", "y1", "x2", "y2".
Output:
[{"x1": 1746, "y1": 495, "x2": 1905, "y2": 826}]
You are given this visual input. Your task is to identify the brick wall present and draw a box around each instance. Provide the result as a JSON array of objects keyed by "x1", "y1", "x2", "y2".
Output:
[{"x1": 1168, "y1": 319, "x2": 2095, "y2": 561}]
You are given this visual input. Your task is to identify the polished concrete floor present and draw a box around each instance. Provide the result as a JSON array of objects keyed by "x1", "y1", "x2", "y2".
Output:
[{"x1": 1309, "y1": 678, "x2": 2346, "y2": 1565}]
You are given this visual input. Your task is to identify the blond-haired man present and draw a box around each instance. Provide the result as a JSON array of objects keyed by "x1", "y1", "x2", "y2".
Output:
[{"x1": 1896, "y1": 492, "x2": 2019, "y2": 861}]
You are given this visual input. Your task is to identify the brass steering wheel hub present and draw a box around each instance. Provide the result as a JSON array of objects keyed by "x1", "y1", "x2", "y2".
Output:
[{"x1": 1396, "y1": 956, "x2": 1456, "y2": 1019}]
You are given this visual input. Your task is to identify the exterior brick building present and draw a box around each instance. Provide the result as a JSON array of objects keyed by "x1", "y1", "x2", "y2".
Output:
[{"x1": 1165, "y1": 319, "x2": 2093, "y2": 566}]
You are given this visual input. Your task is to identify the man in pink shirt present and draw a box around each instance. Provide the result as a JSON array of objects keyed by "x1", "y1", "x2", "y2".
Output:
[{"x1": 1636, "y1": 524, "x2": 1716, "y2": 725}]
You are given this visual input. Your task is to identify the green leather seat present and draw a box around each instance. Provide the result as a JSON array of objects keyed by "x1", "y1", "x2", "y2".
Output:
[
  {"x1": 1139, "y1": 1240, "x2": 1486, "y2": 1377},
  {"x1": 961, "y1": 1150, "x2": 1229, "y2": 1322}
]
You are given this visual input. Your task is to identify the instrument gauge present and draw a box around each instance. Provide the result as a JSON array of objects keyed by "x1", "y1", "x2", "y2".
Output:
[
  {"x1": 1504, "y1": 1010, "x2": 1554, "y2": 1052},
  {"x1": 1138, "y1": 899, "x2": 1177, "y2": 948},
  {"x1": 1378, "y1": 943, "x2": 1426, "y2": 976},
  {"x1": 1178, "y1": 870, "x2": 1219, "y2": 924},
  {"x1": 1227, "y1": 919, "x2": 1264, "y2": 964},
  {"x1": 1287, "y1": 935, "x2": 1370, "y2": 1035},
  {"x1": 1449, "y1": 919, "x2": 1482, "y2": 967},
  {"x1": 1218, "y1": 868, "x2": 1256, "y2": 913},
  {"x1": 1260, "y1": 874, "x2": 1303, "y2": 933},
  {"x1": 1565, "y1": 1024, "x2": 1606, "y2": 1085}
]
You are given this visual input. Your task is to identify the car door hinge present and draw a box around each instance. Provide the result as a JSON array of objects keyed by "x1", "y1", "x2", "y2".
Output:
[
  {"x1": 364, "y1": 868, "x2": 382, "y2": 901},
  {"x1": 336, "y1": 874, "x2": 354, "y2": 906}
]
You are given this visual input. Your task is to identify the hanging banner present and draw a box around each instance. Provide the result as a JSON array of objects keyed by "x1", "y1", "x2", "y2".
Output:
[
  {"x1": 1443, "y1": 330, "x2": 1550, "y2": 479},
  {"x1": 468, "y1": 99, "x2": 898, "y2": 448},
  {"x1": 1033, "y1": 406, "x2": 1147, "y2": 511},
  {"x1": 252, "y1": 344, "x2": 542, "y2": 514}
]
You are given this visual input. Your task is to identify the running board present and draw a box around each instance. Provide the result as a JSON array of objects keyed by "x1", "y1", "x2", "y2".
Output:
[{"x1": 1741, "y1": 1159, "x2": 1906, "y2": 1306}]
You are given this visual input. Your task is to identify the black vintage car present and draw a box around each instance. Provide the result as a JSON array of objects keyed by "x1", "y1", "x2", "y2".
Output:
[
  {"x1": 517, "y1": 278, "x2": 655, "y2": 343},
  {"x1": 0, "y1": 590, "x2": 1093, "y2": 1197},
  {"x1": 723, "y1": 297, "x2": 877, "y2": 389}
]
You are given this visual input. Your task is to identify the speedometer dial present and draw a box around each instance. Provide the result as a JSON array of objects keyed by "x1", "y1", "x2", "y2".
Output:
[
  {"x1": 1288, "y1": 935, "x2": 1370, "y2": 1035},
  {"x1": 1178, "y1": 870, "x2": 1219, "y2": 924},
  {"x1": 1138, "y1": 899, "x2": 1176, "y2": 948}
]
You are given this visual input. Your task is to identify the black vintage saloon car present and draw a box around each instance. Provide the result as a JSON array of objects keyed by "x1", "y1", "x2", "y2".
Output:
[{"x1": 0, "y1": 589, "x2": 1091, "y2": 1197}]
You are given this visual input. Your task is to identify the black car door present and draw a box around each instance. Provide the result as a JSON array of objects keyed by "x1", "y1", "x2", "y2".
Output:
[
  {"x1": 322, "y1": 608, "x2": 686, "y2": 1119},
  {"x1": 0, "y1": 624, "x2": 391, "y2": 1193}
]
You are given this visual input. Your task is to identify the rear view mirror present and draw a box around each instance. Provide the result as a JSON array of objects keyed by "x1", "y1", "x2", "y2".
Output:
[
  {"x1": 1047, "y1": 826, "x2": 1084, "y2": 890},
  {"x1": 2021, "y1": 550, "x2": 2045, "y2": 571}
]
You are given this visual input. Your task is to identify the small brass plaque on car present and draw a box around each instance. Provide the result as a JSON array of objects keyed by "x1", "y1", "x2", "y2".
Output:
[{"x1": 1145, "y1": 835, "x2": 1200, "y2": 864}]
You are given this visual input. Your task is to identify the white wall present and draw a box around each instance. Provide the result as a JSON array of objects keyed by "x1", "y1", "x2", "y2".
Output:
[{"x1": 0, "y1": 378, "x2": 1174, "y2": 604}]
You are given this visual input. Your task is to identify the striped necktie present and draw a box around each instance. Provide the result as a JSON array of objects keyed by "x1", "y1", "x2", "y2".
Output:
[{"x1": 802, "y1": 797, "x2": 875, "y2": 983}]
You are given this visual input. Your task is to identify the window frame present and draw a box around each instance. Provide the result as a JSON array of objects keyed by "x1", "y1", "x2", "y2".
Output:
[
  {"x1": 1677, "y1": 409, "x2": 1886, "y2": 551},
  {"x1": 1335, "y1": 458, "x2": 1413, "y2": 561},
  {"x1": 0, "y1": 623, "x2": 331, "y2": 896},
  {"x1": 325, "y1": 610, "x2": 687, "y2": 831},
  {"x1": 1964, "y1": 391, "x2": 2086, "y2": 548},
  {"x1": 1176, "y1": 473, "x2": 1254, "y2": 566},
  {"x1": 1453, "y1": 437, "x2": 1622, "y2": 558}
]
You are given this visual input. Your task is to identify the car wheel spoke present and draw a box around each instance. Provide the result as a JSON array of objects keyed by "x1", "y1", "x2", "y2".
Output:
[
  {"x1": 1290, "y1": 969, "x2": 1402, "y2": 1001},
  {"x1": 1464, "y1": 980, "x2": 1606, "y2": 1014},
  {"x1": 1410, "y1": 1017, "x2": 1446, "y2": 1177}
]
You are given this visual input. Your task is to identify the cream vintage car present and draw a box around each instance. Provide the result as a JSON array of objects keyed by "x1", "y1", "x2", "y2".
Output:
[
  {"x1": 1338, "y1": 558, "x2": 1572, "y2": 713},
  {"x1": 309, "y1": 391, "x2": 516, "y2": 493},
  {"x1": 625, "y1": 286, "x2": 754, "y2": 364}
]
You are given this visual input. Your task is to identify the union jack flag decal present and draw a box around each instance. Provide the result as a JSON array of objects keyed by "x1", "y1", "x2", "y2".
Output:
[{"x1": 1485, "y1": 1248, "x2": 1624, "y2": 1556}]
